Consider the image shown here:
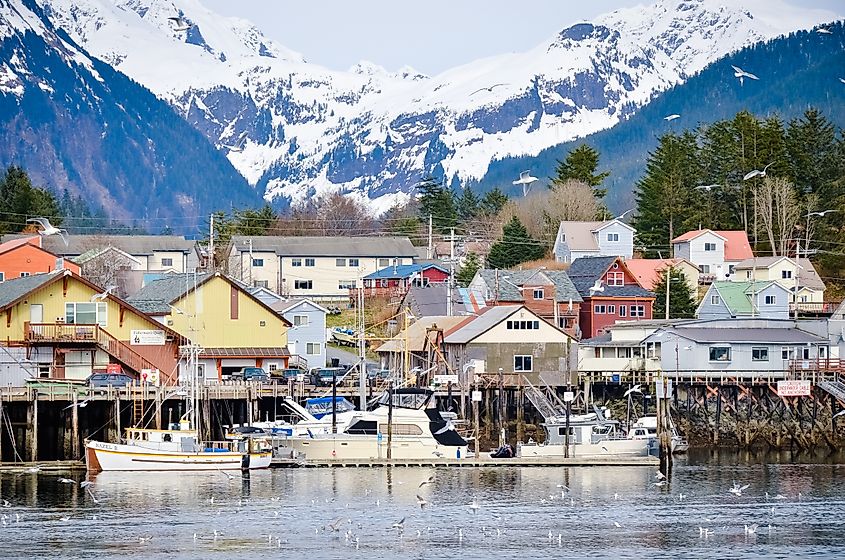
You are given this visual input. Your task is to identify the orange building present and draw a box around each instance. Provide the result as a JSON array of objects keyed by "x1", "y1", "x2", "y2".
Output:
[{"x1": 0, "y1": 237, "x2": 80, "y2": 281}]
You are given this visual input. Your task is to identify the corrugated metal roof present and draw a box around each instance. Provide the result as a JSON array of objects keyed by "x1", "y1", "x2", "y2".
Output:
[
  {"x1": 443, "y1": 306, "x2": 524, "y2": 344},
  {"x1": 1, "y1": 234, "x2": 195, "y2": 256},
  {"x1": 0, "y1": 271, "x2": 61, "y2": 309},
  {"x1": 230, "y1": 236, "x2": 417, "y2": 257},
  {"x1": 401, "y1": 285, "x2": 475, "y2": 318},
  {"x1": 363, "y1": 263, "x2": 448, "y2": 280},
  {"x1": 647, "y1": 327, "x2": 826, "y2": 344},
  {"x1": 199, "y1": 347, "x2": 290, "y2": 357}
]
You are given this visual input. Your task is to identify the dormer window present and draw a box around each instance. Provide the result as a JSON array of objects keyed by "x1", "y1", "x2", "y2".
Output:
[{"x1": 607, "y1": 272, "x2": 624, "y2": 286}]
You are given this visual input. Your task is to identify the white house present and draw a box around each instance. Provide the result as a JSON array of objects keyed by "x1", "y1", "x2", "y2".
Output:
[
  {"x1": 731, "y1": 257, "x2": 826, "y2": 303},
  {"x1": 671, "y1": 229, "x2": 753, "y2": 282},
  {"x1": 271, "y1": 299, "x2": 328, "y2": 370},
  {"x1": 227, "y1": 236, "x2": 417, "y2": 300},
  {"x1": 553, "y1": 219, "x2": 635, "y2": 263}
]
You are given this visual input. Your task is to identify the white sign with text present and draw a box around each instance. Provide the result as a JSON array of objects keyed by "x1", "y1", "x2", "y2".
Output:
[
  {"x1": 777, "y1": 380, "x2": 811, "y2": 397},
  {"x1": 131, "y1": 329, "x2": 166, "y2": 345}
]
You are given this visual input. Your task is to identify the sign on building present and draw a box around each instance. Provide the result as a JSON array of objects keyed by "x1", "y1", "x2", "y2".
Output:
[
  {"x1": 131, "y1": 329, "x2": 166, "y2": 345},
  {"x1": 434, "y1": 374, "x2": 459, "y2": 385},
  {"x1": 141, "y1": 368, "x2": 160, "y2": 386},
  {"x1": 776, "y1": 380, "x2": 811, "y2": 397}
]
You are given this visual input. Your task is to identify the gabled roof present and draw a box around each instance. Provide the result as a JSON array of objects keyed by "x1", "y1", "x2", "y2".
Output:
[
  {"x1": 377, "y1": 316, "x2": 468, "y2": 353},
  {"x1": 0, "y1": 272, "x2": 60, "y2": 309},
  {"x1": 400, "y1": 284, "x2": 478, "y2": 318},
  {"x1": 229, "y1": 236, "x2": 417, "y2": 257},
  {"x1": 556, "y1": 219, "x2": 634, "y2": 252},
  {"x1": 709, "y1": 281, "x2": 785, "y2": 315},
  {"x1": 0, "y1": 236, "x2": 40, "y2": 256},
  {"x1": 567, "y1": 256, "x2": 654, "y2": 299},
  {"x1": 625, "y1": 258, "x2": 696, "y2": 291},
  {"x1": 671, "y1": 229, "x2": 753, "y2": 261},
  {"x1": 72, "y1": 246, "x2": 143, "y2": 266},
  {"x1": 731, "y1": 257, "x2": 825, "y2": 291},
  {"x1": 644, "y1": 325, "x2": 826, "y2": 345},
  {"x1": 271, "y1": 298, "x2": 329, "y2": 315},
  {"x1": 474, "y1": 269, "x2": 582, "y2": 303},
  {"x1": 1, "y1": 234, "x2": 195, "y2": 256},
  {"x1": 443, "y1": 305, "x2": 570, "y2": 345},
  {"x1": 363, "y1": 263, "x2": 448, "y2": 280}
]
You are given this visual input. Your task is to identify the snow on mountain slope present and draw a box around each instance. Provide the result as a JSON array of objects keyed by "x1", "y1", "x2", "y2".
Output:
[{"x1": 34, "y1": 0, "x2": 839, "y2": 212}]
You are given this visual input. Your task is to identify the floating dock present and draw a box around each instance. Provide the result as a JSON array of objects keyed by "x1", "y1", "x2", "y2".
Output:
[{"x1": 270, "y1": 456, "x2": 659, "y2": 468}]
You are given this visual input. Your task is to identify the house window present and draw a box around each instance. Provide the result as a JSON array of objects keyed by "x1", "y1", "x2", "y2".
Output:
[
  {"x1": 729, "y1": 265, "x2": 736, "y2": 275},
  {"x1": 533, "y1": 288, "x2": 544, "y2": 300},
  {"x1": 161, "y1": 258, "x2": 174, "y2": 267},
  {"x1": 607, "y1": 272, "x2": 624, "y2": 286},
  {"x1": 802, "y1": 347, "x2": 811, "y2": 360},
  {"x1": 336, "y1": 258, "x2": 346, "y2": 267},
  {"x1": 253, "y1": 280, "x2": 268, "y2": 288},
  {"x1": 268, "y1": 364, "x2": 278, "y2": 372},
  {"x1": 764, "y1": 295, "x2": 777, "y2": 305},
  {"x1": 619, "y1": 305, "x2": 627, "y2": 317},
  {"x1": 252, "y1": 258, "x2": 264, "y2": 267},
  {"x1": 746, "y1": 271, "x2": 752, "y2": 279},
  {"x1": 306, "y1": 343, "x2": 321, "y2": 355},
  {"x1": 348, "y1": 258, "x2": 360, "y2": 267},
  {"x1": 782, "y1": 347, "x2": 795, "y2": 360},
  {"x1": 506, "y1": 320, "x2": 540, "y2": 330},
  {"x1": 339, "y1": 281, "x2": 356, "y2": 290},
  {"x1": 704, "y1": 242, "x2": 716, "y2": 252},
  {"x1": 65, "y1": 302, "x2": 107, "y2": 327},
  {"x1": 630, "y1": 305, "x2": 646, "y2": 317},
  {"x1": 294, "y1": 280, "x2": 312, "y2": 290},
  {"x1": 782, "y1": 270, "x2": 792, "y2": 279},
  {"x1": 700, "y1": 265, "x2": 710, "y2": 274},
  {"x1": 378, "y1": 279, "x2": 389, "y2": 288},
  {"x1": 709, "y1": 346, "x2": 731, "y2": 362},
  {"x1": 19, "y1": 272, "x2": 30, "y2": 278},
  {"x1": 710, "y1": 295, "x2": 721, "y2": 305},
  {"x1": 378, "y1": 258, "x2": 390, "y2": 267},
  {"x1": 0, "y1": 272, "x2": 4, "y2": 282},
  {"x1": 607, "y1": 305, "x2": 616, "y2": 314},
  {"x1": 606, "y1": 232, "x2": 620, "y2": 242},
  {"x1": 616, "y1": 347, "x2": 633, "y2": 359},
  {"x1": 293, "y1": 315, "x2": 308, "y2": 327},
  {"x1": 594, "y1": 305, "x2": 606, "y2": 314},
  {"x1": 514, "y1": 355, "x2": 533, "y2": 372},
  {"x1": 305, "y1": 258, "x2": 315, "y2": 267},
  {"x1": 291, "y1": 258, "x2": 302, "y2": 267},
  {"x1": 752, "y1": 347, "x2": 769, "y2": 361},
  {"x1": 646, "y1": 342, "x2": 661, "y2": 359}
]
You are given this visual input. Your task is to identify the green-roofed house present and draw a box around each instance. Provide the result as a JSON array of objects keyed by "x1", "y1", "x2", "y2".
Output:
[{"x1": 697, "y1": 281, "x2": 790, "y2": 320}]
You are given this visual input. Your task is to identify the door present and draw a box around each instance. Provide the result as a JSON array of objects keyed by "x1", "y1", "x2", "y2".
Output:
[{"x1": 30, "y1": 304, "x2": 43, "y2": 324}]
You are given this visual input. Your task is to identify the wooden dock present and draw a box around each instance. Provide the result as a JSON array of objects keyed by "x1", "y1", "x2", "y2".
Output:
[{"x1": 271, "y1": 456, "x2": 659, "y2": 468}]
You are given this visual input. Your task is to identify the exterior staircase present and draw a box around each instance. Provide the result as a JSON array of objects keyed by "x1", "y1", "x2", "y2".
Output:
[
  {"x1": 523, "y1": 377, "x2": 564, "y2": 422},
  {"x1": 818, "y1": 376, "x2": 845, "y2": 404}
]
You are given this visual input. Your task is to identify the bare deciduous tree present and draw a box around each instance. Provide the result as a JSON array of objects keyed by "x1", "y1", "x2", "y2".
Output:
[
  {"x1": 271, "y1": 192, "x2": 374, "y2": 237},
  {"x1": 755, "y1": 176, "x2": 801, "y2": 257}
]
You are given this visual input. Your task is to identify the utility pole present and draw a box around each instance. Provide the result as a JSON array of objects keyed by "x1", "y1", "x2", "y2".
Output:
[
  {"x1": 498, "y1": 367, "x2": 505, "y2": 447},
  {"x1": 664, "y1": 265, "x2": 671, "y2": 321},
  {"x1": 427, "y1": 214, "x2": 433, "y2": 259},
  {"x1": 447, "y1": 228, "x2": 455, "y2": 316},
  {"x1": 794, "y1": 240, "x2": 800, "y2": 320},
  {"x1": 208, "y1": 213, "x2": 215, "y2": 271}
]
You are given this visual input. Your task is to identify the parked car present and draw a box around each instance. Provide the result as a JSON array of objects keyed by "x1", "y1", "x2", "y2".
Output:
[
  {"x1": 275, "y1": 367, "x2": 307, "y2": 382},
  {"x1": 230, "y1": 367, "x2": 269, "y2": 382},
  {"x1": 87, "y1": 373, "x2": 135, "y2": 388},
  {"x1": 367, "y1": 369, "x2": 391, "y2": 381},
  {"x1": 309, "y1": 367, "x2": 348, "y2": 387}
]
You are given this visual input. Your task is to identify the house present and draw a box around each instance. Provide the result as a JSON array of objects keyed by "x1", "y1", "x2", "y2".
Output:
[
  {"x1": 731, "y1": 257, "x2": 826, "y2": 305},
  {"x1": 376, "y1": 316, "x2": 468, "y2": 376},
  {"x1": 395, "y1": 284, "x2": 479, "y2": 334},
  {"x1": 361, "y1": 263, "x2": 449, "y2": 298},
  {"x1": 553, "y1": 219, "x2": 635, "y2": 263},
  {"x1": 624, "y1": 258, "x2": 699, "y2": 295},
  {"x1": 578, "y1": 319, "x2": 678, "y2": 380},
  {"x1": 468, "y1": 268, "x2": 582, "y2": 337},
  {"x1": 70, "y1": 246, "x2": 145, "y2": 298},
  {"x1": 226, "y1": 236, "x2": 417, "y2": 299},
  {"x1": 443, "y1": 305, "x2": 578, "y2": 386},
  {"x1": 642, "y1": 318, "x2": 829, "y2": 376},
  {"x1": 0, "y1": 237, "x2": 80, "y2": 281},
  {"x1": 697, "y1": 281, "x2": 791, "y2": 320},
  {"x1": 127, "y1": 272, "x2": 294, "y2": 381},
  {"x1": 0, "y1": 270, "x2": 184, "y2": 385},
  {"x1": 671, "y1": 229, "x2": 753, "y2": 282},
  {"x1": 567, "y1": 256, "x2": 655, "y2": 339},
  {"x1": 270, "y1": 298, "x2": 328, "y2": 370}
]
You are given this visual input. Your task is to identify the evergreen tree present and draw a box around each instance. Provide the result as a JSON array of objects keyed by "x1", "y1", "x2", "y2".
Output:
[
  {"x1": 553, "y1": 144, "x2": 610, "y2": 199},
  {"x1": 416, "y1": 178, "x2": 457, "y2": 233},
  {"x1": 480, "y1": 187, "x2": 509, "y2": 215},
  {"x1": 487, "y1": 216, "x2": 545, "y2": 269},
  {"x1": 652, "y1": 268, "x2": 697, "y2": 319},
  {"x1": 0, "y1": 166, "x2": 62, "y2": 234},
  {"x1": 456, "y1": 252, "x2": 482, "y2": 287},
  {"x1": 456, "y1": 186, "x2": 480, "y2": 223}
]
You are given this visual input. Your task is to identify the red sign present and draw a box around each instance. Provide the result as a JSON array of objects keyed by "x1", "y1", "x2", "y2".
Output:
[{"x1": 106, "y1": 363, "x2": 123, "y2": 374}]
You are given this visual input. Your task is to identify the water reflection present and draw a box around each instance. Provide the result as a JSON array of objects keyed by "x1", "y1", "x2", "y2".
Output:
[{"x1": 1, "y1": 452, "x2": 845, "y2": 559}]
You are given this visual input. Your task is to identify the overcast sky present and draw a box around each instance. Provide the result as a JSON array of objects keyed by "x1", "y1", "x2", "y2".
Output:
[{"x1": 203, "y1": 0, "x2": 843, "y2": 75}]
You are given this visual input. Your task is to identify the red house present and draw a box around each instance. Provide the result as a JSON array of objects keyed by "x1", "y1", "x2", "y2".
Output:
[
  {"x1": 360, "y1": 264, "x2": 449, "y2": 298},
  {"x1": 566, "y1": 256, "x2": 655, "y2": 339},
  {"x1": 0, "y1": 237, "x2": 80, "y2": 281}
]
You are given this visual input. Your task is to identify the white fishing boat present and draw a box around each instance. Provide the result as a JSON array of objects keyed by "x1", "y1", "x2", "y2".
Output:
[
  {"x1": 282, "y1": 388, "x2": 469, "y2": 461},
  {"x1": 517, "y1": 412, "x2": 651, "y2": 458},
  {"x1": 85, "y1": 345, "x2": 272, "y2": 472},
  {"x1": 628, "y1": 415, "x2": 689, "y2": 454}
]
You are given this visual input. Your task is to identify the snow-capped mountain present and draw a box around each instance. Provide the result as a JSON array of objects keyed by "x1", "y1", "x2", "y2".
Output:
[
  {"x1": 0, "y1": 0, "x2": 258, "y2": 223},
  {"x1": 31, "y1": 0, "x2": 840, "y2": 212}
]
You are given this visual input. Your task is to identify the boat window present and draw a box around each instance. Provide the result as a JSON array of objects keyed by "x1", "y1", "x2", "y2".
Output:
[
  {"x1": 346, "y1": 420, "x2": 378, "y2": 435},
  {"x1": 557, "y1": 427, "x2": 574, "y2": 436},
  {"x1": 380, "y1": 423, "x2": 423, "y2": 436},
  {"x1": 163, "y1": 434, "x2": 172, "y2": 442},
  {"x1": 377, "y1": 390, "x2": 431, "y2": 410}
]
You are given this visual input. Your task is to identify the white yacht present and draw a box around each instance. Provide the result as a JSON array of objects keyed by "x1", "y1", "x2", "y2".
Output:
[
  {"x1": 282, "y1": 388, "x2": 469, "y2": 461},
  {"x1": 517, "y1": 412, "x2": 651, "y2": 458}
]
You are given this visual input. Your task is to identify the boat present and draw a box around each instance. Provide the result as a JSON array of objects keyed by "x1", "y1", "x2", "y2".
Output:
[
  {"x1": 629, "y1": 415, "x2": 689, "y2": 454},
  {"x1": 281, "y1": 388, "x2": 469, "y2": 461},
  {"x1": 84, "y1": 346, "x2": 272, "y2": 472},
  {"x1": 517, "y1": 411, "x2": 651, "y2": 458},
  {"x1": 330, "y1": 327, "x2": 357, "y2": 346}
]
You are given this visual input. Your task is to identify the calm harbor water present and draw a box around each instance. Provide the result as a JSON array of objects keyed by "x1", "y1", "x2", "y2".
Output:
[{"x1": 2, "y1": 451, "x2": 845, "y2": 559}]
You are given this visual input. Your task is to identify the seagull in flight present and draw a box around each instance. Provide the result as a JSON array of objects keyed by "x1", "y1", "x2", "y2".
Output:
[
  {"x1": 419, "y1": 475, "x2": 435, "y2": 488},
  {"x1": 91, "y1": 286, "x2": 117, "y2": 302},
  {"x1": 623, "y1": 384, "x2": 642, "y2": 398},
  {"x1": 807, "y1": 210, "x2": 837, "y2": 218},
  {"x1": 391, "y1": 517, "x2": 406, "y2": 531},
  {"x1": 63, "y1": 399, "x2": 90, "y2": 410},
  {"x1": 435, "y1": 419, "x2": 456, "y2": 435},
  {"x1": 695, "y1": 184, "x2": 719, "y2": 191},
  {"x1": 743, "y1": 162, "x2": 773, "y2": 181},
  {"x1": 729, "y1": 482, "x2": 750, "y2": 497},
  {"x1": 513, "y1": 170, "x2": 539, "y2": 196},
  {"x1": 840, "y1": 78, "x2": 845, "y2": 84},
  {"x1": 470, "y1": 83, "x2": 508, "y2": 96},
  {"x1": 216, "y1": 468, "x2": 237, "y2": 482},
  {"x1": 732, "y1": 65, "x2": 759, "y2": 86},
  {"x1": 416, "y1": 494, "x2": 429, "y2": 509},
  {"x1": 664, "y1": 114, "x2": 681, "y2": 121},
  {"x1": 26, "y1": 217, "x2": 69, "y2": 246},
  {"x1": 615, "y1": 209, "x2": 634, "y2": 220},
  {"x1": 167, "y1": 16, "x2": 191, "y2": 32},
  {"x1": 57, "y1": 477, "x2": 76, "y2": 484},
  {"x1": 833, "y1": 409, "x2": 845, "y2": 419},
  {"x1": 817, "y1": 27, "x2": 833, "y2": 34}
]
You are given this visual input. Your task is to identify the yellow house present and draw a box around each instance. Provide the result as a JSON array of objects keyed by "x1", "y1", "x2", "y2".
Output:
[
  {"x1": 127, "y1": 272, "x2": 293, "y2": 381},
  {"x1": 732, "y1": 257, "x2": 826, "y2": 303},
  {"x1": 0, "y1": 270, "x2": 184, "y2": 383}
]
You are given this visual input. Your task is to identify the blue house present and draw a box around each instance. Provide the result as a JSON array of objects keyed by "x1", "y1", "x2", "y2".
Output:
[
  {"x1": 270, "y1": 298, "x2": 328, "y2": 370},
  {"x1": 697, "y1": 281, "x2": 790, "y2": 320}
]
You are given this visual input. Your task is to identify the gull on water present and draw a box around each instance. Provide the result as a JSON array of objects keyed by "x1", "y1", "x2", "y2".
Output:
[
  {"x1": 468, "y1": 498, "x2": 480, "y2": 513},
  {"x1": 416, "y1": 494, "x2": 429, "y2": 509},
  {"x1": 729, "y1": 482, "x2": 750, "y2": 497},
  {"x1": 745, "y1": 524, "x2": 758, "y2": 535}
]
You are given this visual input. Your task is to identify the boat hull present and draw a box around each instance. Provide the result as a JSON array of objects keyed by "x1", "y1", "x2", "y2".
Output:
[
  {"x1": 287, "y1": 435, "x2": 467, "y2": 461},
  {"x1": 85, "y1": 440, "x2": 271, "y2": 472},
  {"x1": 518, "y1": 439, "x2": 650, "y2": 458}
]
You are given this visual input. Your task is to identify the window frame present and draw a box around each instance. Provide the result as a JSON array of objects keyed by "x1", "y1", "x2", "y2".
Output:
[
  {"x1": 291, "y1": 258, "x2": 302, "y2": 267},
  {"x1": 336, "y1": 258, "x2": 347, "y2": 267},
  {"x1": 764, "y1": 295, "x2": 777, "y2": 305},
  {"x1": 378, "y1": 258, "x2": 390, "y2": 268},
  {"x1": 292, "y1": 315, "x2": 309, "y2": 327},
  {"x1": 305, "y1": 258, "x2": 315, "y2": 267},
  {"x1": 532, "y1": 288, "x2": 544, "y2": 300},
  {"x1": 252, "y1": 258, "x2": 264, "y2": 267},
  {"x1": 751, "y1": 347, "x2": 769, "y2": 362},
  {"x1": 607, "y1": 272, "x2": 625, "y2": 286},
  {"x1": 161, "y1": 257, "x2": 174, "y2": 267},
  {"x1": 338, "y1": 280, "x2": 356, "y2": 290},
  {"x1": 781, "y1": 270, "x2": 792, "y2": 279},
  {"x1": 294, "y1": 280, "x2": 313, "y2": 290},
  {"x1": 65, "y1": 302, "x2": 107, "y2": 327},
  {"x1": 710, "y1": 294, "x2": 721, "y2": 305},
  {"x1": 513, "y1": 355, "x2": 533, "y2": 372},
  {"x1": 619, "y1": 305, "x2": 627, "y2": 317},
  {"x1": 708, "y1": 346, "x2": 731, "y2": 362},
  {"x1": 306, "y1": 342, "x2": 321, "y2": 355},
  {"x1": 704, "y1": 242, "x2": 717, "y2": 252},
  {"x1": 606, "y1": 232, "x2": 620, "y2": 242},
  {"x1": 348, "y1": 258, "x2": 360, "y2": 267}
]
